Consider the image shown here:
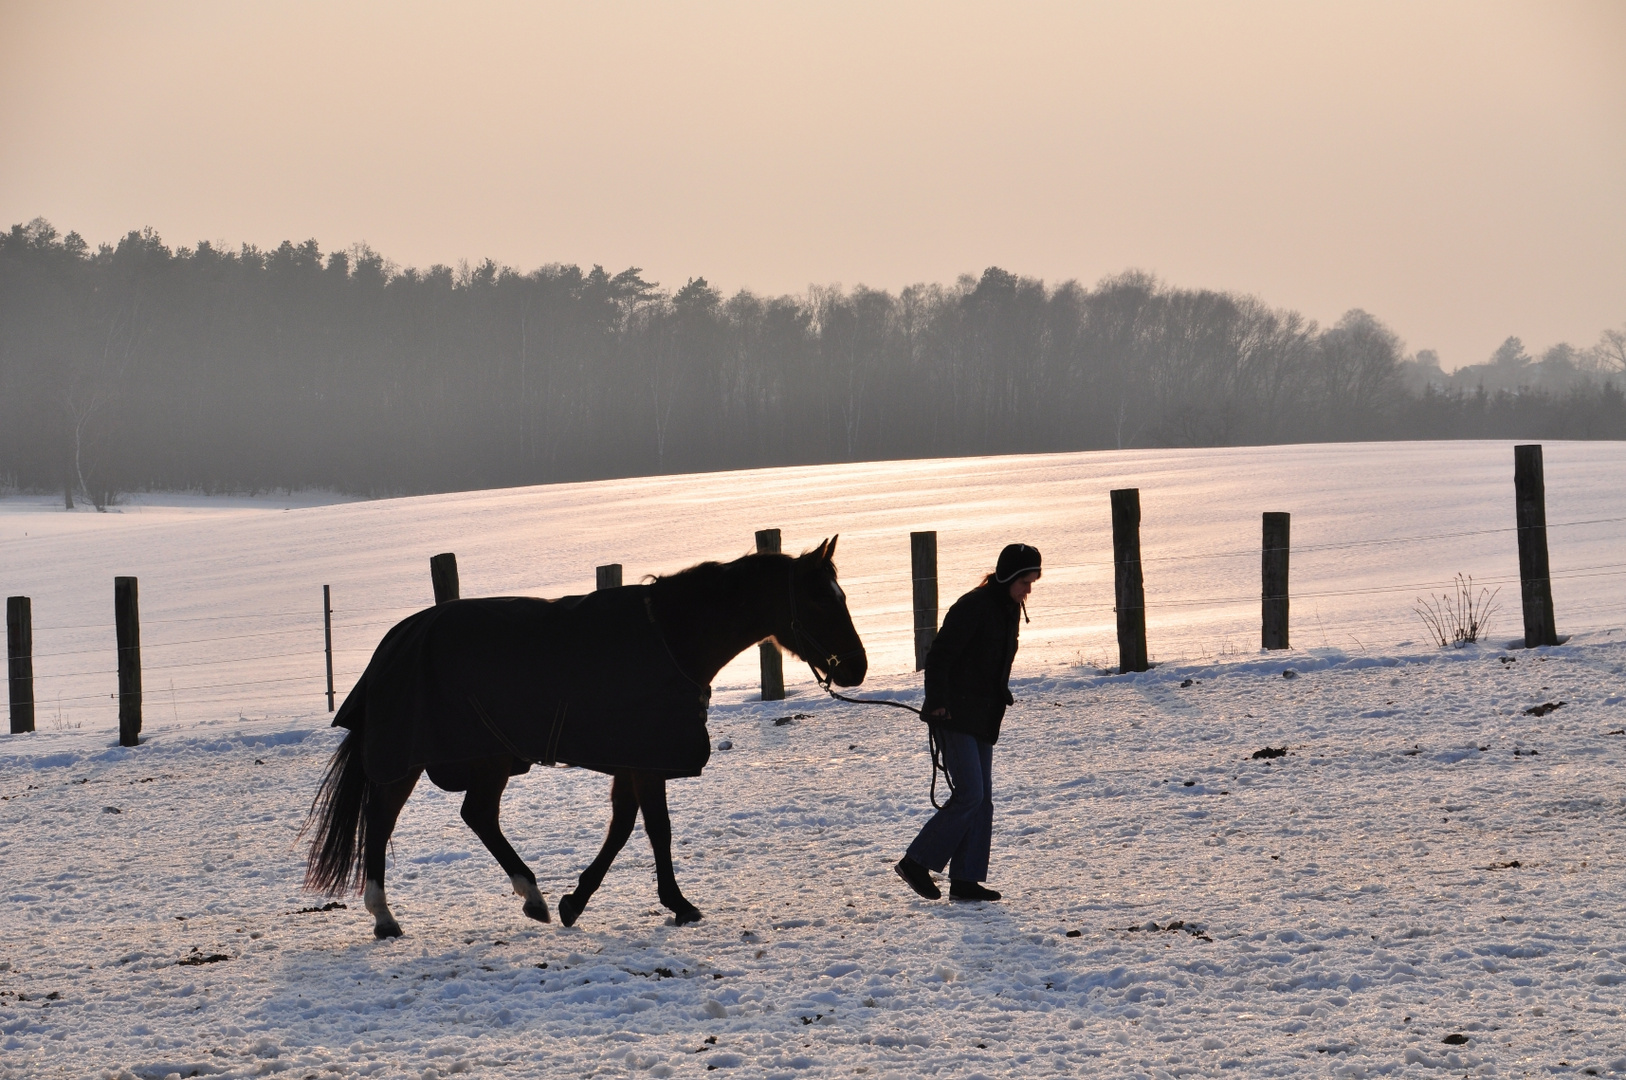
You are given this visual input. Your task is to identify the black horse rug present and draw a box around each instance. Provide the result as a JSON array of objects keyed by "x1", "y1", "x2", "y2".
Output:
[{"x1": 335, "y1": 585, "x2": 712, "y2": 783}]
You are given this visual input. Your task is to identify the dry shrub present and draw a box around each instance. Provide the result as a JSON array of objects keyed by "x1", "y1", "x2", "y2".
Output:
[{"x1": 1415, "y1": 574, "x2": 1499, "y2": 648}]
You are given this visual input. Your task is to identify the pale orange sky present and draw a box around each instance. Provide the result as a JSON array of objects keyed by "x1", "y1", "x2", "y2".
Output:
[{"x1": 2, "y1": 1, "x2": 1622, "y2": 369}]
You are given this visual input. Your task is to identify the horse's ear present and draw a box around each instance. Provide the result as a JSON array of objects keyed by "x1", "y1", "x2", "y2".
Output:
[{"x1": 819, "y1": 535, "x2": 838, "y2": 561}]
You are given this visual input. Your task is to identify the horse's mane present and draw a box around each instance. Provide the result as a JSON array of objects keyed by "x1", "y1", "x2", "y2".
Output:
[
  {"x1": 650, "y1": 552, "x2": 784, "y2": 593},
  {"x1": 650, "y1": 548, "x2": 845, "y2": 616},
  {"x1": 648, "y1": 548, "x2": 841, "y2": 621}
]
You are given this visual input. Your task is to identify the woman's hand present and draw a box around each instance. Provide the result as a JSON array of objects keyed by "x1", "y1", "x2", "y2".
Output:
[{"x1": 930, "y1": 707, "x2": 950, "y2": 719}]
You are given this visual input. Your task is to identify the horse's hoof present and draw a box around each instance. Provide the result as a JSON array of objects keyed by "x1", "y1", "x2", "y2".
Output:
[
  {"x1": 558, "y1": 893, "x2": 584, "y2": 928},
  {"x1": 523, "y1": 897, "x2": 551, "y2": 924},
  {"x1": 672, "y1": 904, "x2": 703, "y2": 926},
  {"x1": 373, "y1": 921, "x2": 403, "y2": 940}
]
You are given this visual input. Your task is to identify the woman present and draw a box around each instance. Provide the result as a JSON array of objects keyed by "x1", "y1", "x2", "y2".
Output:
[{"x1": 896, "y1": 543, "x2": 1041, "y2": 902}]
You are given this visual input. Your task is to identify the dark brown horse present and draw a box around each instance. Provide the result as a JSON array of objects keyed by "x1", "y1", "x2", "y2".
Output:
[{"x1": 302, "y1": 538, "x2": 865, "y2": 938}]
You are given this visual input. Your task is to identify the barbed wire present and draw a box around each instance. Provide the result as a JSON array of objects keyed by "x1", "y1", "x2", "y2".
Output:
[
  {"x1": 9, "y1": 511, "x2": 1620, "y2": 723},
  {"x1": 32, "y1": 669, "x2": 368, "y2": 708},
  {"x1": 838, "y1": 515, "x2": 1626, "y2": 580}
]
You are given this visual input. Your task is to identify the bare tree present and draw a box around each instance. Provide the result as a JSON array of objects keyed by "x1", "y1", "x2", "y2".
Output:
[
  {"x1": 2, "y1": 221, "x2": 1622, "y2": 496},
  {"x1": 1592, "y1": 326, "x2": 1626, "y2": 377}
]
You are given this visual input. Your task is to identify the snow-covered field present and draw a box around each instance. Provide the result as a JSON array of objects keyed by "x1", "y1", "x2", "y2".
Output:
[
  {"x1": 2, "y1": 441, "x2": 1625, "y2": 1078},
  {"x1": 2, "y1": 440, "x2": 1622, "y2": 731}
]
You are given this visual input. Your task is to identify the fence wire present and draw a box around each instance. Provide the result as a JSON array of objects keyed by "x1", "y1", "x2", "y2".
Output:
[{"x1": 6, "y1": 511, "x2": 1621, "y2": 731}]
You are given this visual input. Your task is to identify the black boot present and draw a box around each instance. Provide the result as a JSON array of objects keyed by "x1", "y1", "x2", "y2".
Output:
[
  {"x1": 895, "y1": 857, "x2": 941, "y2": 900},
  {"x1": 949, "y1": 880, "x2": 1001, "y2": 902}
]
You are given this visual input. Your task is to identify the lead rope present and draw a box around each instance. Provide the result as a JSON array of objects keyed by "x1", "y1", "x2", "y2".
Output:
[
  {"x1": 806, "y1": 660, "x2": 952, "y2": 810},
  {"x1": 788, "y1": 564, "x2": 952, "y2": 807},
  {"x1": 928, "y1": 726, "x2": 952, "y2": 810}
]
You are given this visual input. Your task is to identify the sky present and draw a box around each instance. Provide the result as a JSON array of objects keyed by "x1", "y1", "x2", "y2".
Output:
[{"x1": 1, "y1": 1, "x2": 1622, "y2": 370}]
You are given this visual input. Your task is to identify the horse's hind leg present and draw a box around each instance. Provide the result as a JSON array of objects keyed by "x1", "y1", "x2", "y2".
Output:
[
  {"x1": 458, "y1": 760, "x2": 550, "y2": 923},
  {"x1": 363, "y1": 770, "x2": 421, "y2": 940},
  {"x1": 558, "y1": 773, "x2": 640, "y2": 927},
  {"x1": 630, "y1": 772, "x2": 702, "y2": 925}
]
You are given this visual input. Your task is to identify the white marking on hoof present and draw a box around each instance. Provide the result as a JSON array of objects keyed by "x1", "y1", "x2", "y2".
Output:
[
  {"x1": 365, "y1": 880, "x2": 402, "y2": 938},
  {"x1": 512, "y1": 874, "x2": 550, "y2": 923}
]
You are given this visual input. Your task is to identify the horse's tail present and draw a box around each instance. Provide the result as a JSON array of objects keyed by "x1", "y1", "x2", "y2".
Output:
[{"x1": 302, "y1": 709, "x2": 370, "y2": 896}]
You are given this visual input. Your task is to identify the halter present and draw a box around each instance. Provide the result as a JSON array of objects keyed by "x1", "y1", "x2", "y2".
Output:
[{"x1": 784, "y1": 560, "x2": 866, "y2": 689}]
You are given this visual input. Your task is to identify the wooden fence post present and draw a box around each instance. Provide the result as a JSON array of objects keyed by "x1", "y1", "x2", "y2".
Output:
[
  {"x1": 115, "y1": 576, "x2": 141, "y2": 746},
  {"x1": 1261, "y1": 512, "x2": 1290, "y2": 650},
  {"x1": 1110, "y1": 489, "x2": 1149, "y2": 673},
  {"x1": 7, "y1": 596, "x2": 34, "y2": 734},
  {"x1": 1514, "y1": 444, "x2": 1559, "y2": 647},
  {"x1": 323, "y1": 585, "x2": 335, "y2": 713},
  {"x1": 910, "y1": 531, "x2": 938, "y2": 671},
  {"x1": 430, "y1": 553, "x2": 460, "y2": 605},
  {"x1": 596, "y1": 564, "x2": 623, "y2": 590},
  {"x1": 756, "y1": 529, "x2": 785, "y2": 701}
]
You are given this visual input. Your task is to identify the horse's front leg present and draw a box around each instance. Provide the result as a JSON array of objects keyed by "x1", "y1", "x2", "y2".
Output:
[
  {"x1": 558, "y1": 772, "x2": 640, "y2": 927},
  {"x1": 630, "y1": 771, "x2": 702, "y2": 925}
]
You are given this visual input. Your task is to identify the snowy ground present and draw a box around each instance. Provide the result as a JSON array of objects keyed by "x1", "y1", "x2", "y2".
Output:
[
  {"x1": 2, "y1": 635, "x2": 1625, "y2": 1078},
  {"x1": 2, "y1": 441, "x2": 1624, "y2": 1077}
]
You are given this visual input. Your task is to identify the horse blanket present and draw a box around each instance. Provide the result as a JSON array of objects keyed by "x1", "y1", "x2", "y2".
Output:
[{"x1": 335, "y1": 585, "x2": 712, "y2": 783}]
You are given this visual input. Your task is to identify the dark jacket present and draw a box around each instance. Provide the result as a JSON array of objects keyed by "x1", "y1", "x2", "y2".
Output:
[{"x1": 921, "y1": 582, "x2": 1020, "y2": 744}]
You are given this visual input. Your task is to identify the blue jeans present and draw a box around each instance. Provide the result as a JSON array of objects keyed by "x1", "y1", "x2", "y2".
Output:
[{"x1": 906, "y1": 728, "x2": 994, "y2": 882}]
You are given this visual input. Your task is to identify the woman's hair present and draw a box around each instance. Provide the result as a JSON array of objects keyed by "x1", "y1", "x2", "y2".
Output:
[{"x1": 980, "y1": 569, "x2": 1041, "y2": 589}]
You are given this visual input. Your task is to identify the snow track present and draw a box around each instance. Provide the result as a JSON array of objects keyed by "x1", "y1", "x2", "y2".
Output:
[{"x1": 3, "y1": 637, "x2": 1625, "y2": 1077}]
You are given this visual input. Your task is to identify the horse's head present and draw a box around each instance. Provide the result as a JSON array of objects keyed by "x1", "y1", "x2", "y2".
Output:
[{"x1": 782, "y1": 536, "x2": 867, "y2": 688}]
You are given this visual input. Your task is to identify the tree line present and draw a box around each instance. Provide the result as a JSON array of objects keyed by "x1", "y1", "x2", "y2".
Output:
[{"x1": 2, "y1": 218, "x2": 1621, "y2": 505}]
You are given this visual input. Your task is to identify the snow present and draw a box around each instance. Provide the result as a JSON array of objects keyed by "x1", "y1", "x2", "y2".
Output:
[
  {"x1": 2, "y1": 440, "x2": 1625, "y2": 1077},
  {"x1": 2, "y1": 440, "x2": 1622, "y2": 732}
]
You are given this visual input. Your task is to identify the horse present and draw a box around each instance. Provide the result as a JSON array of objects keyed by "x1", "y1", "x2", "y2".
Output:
[{"x1": 302, "y1": 537, "x2": 866, "y2": 938}]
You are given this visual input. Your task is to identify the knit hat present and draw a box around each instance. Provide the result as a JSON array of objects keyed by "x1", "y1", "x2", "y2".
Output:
[{"x1": 994, "y1": 543, "x2": 1042, "y2": 583}]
